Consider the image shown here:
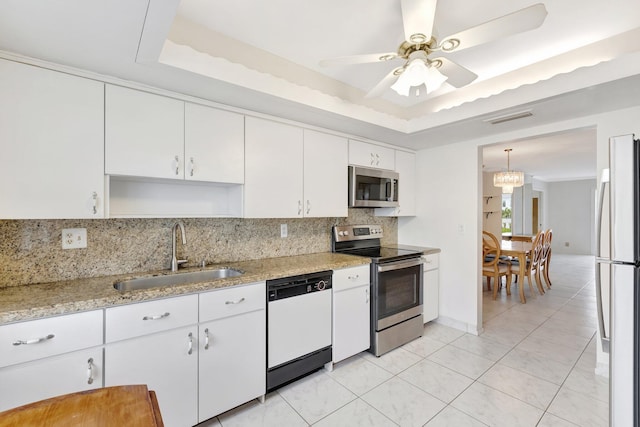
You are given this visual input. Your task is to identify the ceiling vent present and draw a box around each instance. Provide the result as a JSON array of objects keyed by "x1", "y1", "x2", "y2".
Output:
[{"x1": 484, "y1": 110, "x2": 533, "y2": 125}]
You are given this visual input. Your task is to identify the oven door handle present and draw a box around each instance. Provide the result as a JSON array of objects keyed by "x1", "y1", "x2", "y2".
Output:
[{"x1": 377, "y1": 258, "x2": 424, "y2": 272}]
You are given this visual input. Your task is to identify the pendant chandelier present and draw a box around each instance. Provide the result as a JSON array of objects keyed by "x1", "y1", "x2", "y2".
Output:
[{"x1": 493, "y1": 148, "x2": 524, "y2": 194}]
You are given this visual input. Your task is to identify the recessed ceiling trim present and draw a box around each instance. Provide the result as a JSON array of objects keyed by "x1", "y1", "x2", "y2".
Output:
[{"x1": 484, "y1": 109, "x2": 533, "y2": 125}]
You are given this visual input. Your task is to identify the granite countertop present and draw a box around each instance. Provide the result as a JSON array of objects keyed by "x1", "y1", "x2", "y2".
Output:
[{"x1": 0, "y1": 252, "x2": 370, "y2": 325}]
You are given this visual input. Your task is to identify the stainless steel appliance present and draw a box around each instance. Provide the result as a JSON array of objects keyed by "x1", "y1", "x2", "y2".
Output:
[
  {"x1": 596, "y1": 134, "x2": 640, "y2": 426},
  {"x1": 266, "y1": 271, "x2": 332, "y2": 391},
  {"x1": 348, "y1": 166, "x2": 399, "y2": 208},
  {"x1": 332, "y1": 225, "x2": 423, "y2": 356}
]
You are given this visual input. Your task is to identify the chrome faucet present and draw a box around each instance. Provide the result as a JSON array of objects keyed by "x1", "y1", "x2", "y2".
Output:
[{"x1": 170, "y1": 221, "x2": 187, "y2": 272}]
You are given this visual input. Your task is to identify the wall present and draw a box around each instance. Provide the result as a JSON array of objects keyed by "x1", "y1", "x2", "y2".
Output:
[
  {"x1": 481, "y1": 172, "x2": 502, "y2": 238},
  {"x1": 399, "y1": 104, "x2": 640, "y2": 345},
  {"x1": 399, "y1": 142, "x2": 482, "y2": 334},
  {"x1": 0, "y1": 209, "x2": 396, "y2": 287},
  {"x1": 546, "y1": 179, "x2": 597, "y2": 255}
]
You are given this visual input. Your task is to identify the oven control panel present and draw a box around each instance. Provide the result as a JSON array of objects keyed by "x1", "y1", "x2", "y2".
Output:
[{"x1": 333, "y1": 225, "x2": 383, "y2": 242}]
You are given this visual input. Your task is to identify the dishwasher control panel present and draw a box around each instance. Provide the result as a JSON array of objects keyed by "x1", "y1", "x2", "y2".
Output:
[{"x1": 267, "y1": 271, "x2": 332, "y2": 302}]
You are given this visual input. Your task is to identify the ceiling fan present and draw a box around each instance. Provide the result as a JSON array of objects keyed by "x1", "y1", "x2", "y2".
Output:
[{"x1": 319, "y1": 0, "x2": 547, "y2": 98}]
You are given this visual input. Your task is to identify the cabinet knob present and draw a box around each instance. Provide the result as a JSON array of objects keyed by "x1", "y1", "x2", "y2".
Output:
[
  {"x1": 91, "y1": 192, "x2": 98, "y2": 215},
  {"x1": 87, "y1": 357, "x2": 94, "y2": 384},
  {"x1": 204, "y1": 328, "x2": 210, "y2": 350},
  {"x1": 173, "y1": 155, "x2": 180, "y2": 175}
]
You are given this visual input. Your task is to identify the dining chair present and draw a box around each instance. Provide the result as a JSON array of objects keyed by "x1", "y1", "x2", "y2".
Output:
[
  {"x1": 540, "y1": 228, "x2": 553, "y2": 289},
  {"x1": 509, "y1": 230, "x2": 545, "y2": 296},
  {"x1": 482, "y1": 231, "x2": 512, "y2": 300}
]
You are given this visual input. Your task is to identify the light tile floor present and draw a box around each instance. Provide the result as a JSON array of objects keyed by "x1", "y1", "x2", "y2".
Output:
[{"x1": 200, "y1": 254, "x2": 608, "y2": 427}]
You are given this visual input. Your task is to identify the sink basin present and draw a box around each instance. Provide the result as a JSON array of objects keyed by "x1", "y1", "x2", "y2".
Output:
[{"x1": 114, "y1": 268, "x2": 244, "y2": 292}]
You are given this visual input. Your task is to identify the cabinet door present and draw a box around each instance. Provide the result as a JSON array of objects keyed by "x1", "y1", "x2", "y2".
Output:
[
  {"x1": 244, "y1": 117, "x2": 303, "y2": 218},
  {"x1": 0, "y1": 348, "x2": 102, "y2": 412},
  {"x1": 423, "y1": 254, "x2": 439, "y2": 323},
  {"x1": 105, "y1": 326, "x2": 198, "y2": 427},
  {"x1": 105, "y1": 85, "x2": 184, "y2": 180},
  {"x1": 348, "y1": 139, "x2": 395, "y2": 170},
  {"x1": 0, "y1": 59, "x2": 104, "y2": 219},
  {"x1": 375, "y1": 150, "x2": 416, "y2": 217},
  {"x1": 333, "y1": 285, "x2": 370, "y2": 363},
  {"x1": 303, "y1": 130, "x2": 348, "y2": 217},
  {"x1": 198, "y1": 309, "x2": 265, "y2": 421},
  {"x1": 184, "y1": 103, "x2": 244, "y2": 184}
]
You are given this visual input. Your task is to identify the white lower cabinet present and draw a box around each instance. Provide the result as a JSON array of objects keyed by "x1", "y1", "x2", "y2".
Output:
[
  {"x1": 105, "y1": 326, "x2": 198, "y2": 427},
  {"x1": 104, "y1": 295, "x2": 199, "y2": 427},
  {"x1": 332, "y1": 265, "x2": 371, "y2": 363},
  {"x1": 198, "y1": 282, "x2": 265, "y2": 422},
  {"x1": 423, "y1": 253, "x2": 440, "y2": 323},
  {"x1": 0, "y1": 310, "x2": 104, "y2": 412}
]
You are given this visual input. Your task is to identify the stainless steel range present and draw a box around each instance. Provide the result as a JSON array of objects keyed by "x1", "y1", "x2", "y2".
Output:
[{"x1": 332, "y1": 225, "x2": 424, "y2": 356}]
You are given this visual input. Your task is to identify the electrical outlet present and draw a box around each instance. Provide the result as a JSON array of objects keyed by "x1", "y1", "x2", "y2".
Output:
[
  {"x1": 62, "y1": 228, "x2": 87, "y2": 249},
  {"x1": 280, "y1": 224, "x2": 288, "y2": 238}
]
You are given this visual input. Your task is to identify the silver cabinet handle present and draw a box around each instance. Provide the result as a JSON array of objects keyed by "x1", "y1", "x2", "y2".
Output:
[
  {"x1": 87, "y1": 357, "x2": 94, "y2": 384},
  {"x1": 187, "y1": 332, "x2": 193, "y2": 355},
  {"x1": 92, "y1": 191, "x2": 98, "y2": 215},
  {"x1": 306, "y1": 200, "x2": 311, "y2": 215},
  {"x1": 174, "y1": 155, "x2": 180, "y2": 175},
  {"x1": 348, "y1": 274, "x2": 359, "y2": 280},
  {"x1": 370, "y1": 152, "x2": 375, "y2": 165},
  {"x1": 376, "y1": 153, "x2": 380, "y2": 165},
  {"x1": 365, "y1": 288, "x2": 369, "y2": 303},
  {"x1": 204, "y1": 328, "x2": 210, "y2": 350},
  {"x1": 298, "y1": 200, "x2": 302, "y2": 215},
  {"x1": 142, "y1": 312, "x2": 170, "y2": 321},
  {"x1": 225, "y1": 297, "x2": 245, "y2": 305},
  {"x1": 12, "y1": 334, "x2": 55, "y2": 346},
  {"x1": 189, "y1": 157, "x2": 195, "y2": 177}
]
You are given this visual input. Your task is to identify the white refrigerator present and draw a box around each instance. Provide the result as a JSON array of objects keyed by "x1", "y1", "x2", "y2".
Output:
[{"x1": 596, "y1": 134, "x2": 640, "y2": 426}]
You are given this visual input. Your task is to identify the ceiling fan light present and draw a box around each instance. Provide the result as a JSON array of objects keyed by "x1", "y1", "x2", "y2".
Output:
[{"x1": 391, "y1": 59, "x2": 447, "y2": 97}]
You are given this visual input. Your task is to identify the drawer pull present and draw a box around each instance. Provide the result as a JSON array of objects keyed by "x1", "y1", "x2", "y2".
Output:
[
  {"x1": 348, "y1": 274, "x2": 359, "y2": 280},
  {"x1": 12, "y1": 334, "x2": 55, "y2": 346},
  {"x1": 187, "y1": 332, "x2": 194, "y2": 355},
  {"x1": 142, "y1": 312, "x2": 170, "y2": 321},
  {"x1": 225, "y1": 297, "x2": 245, "y2": 305},
  {"x1": 204, "y1": 328, "x2": 210, "y2": 350},
  {"x1": 87, "y1": 357, "x2": 94, "y2": 384}
]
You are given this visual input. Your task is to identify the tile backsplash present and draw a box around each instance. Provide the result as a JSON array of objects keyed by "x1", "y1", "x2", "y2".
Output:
[{"x1": 0, "y1": 210, "x2": 396, "y2": 287}]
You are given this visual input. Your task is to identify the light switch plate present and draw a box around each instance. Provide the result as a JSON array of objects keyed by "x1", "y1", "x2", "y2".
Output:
[{"x1": 62, "y1": 228, "x2": 87, "y2": 249}]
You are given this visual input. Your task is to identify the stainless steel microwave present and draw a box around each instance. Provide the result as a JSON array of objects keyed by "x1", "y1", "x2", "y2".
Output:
[{"x1": 348, "y1": 166, "x2": 399, "y2": 208}]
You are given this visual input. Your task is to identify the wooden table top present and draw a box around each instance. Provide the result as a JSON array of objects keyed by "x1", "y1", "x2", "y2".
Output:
[
  {"x1": 500, "y1": 240, "x2": 533, "y2": 256},
  {"x1": 0, "y1": 385, "x2": 163, "y2": 426}
]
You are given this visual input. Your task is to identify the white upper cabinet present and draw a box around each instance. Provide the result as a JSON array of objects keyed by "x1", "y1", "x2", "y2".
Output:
[
  {"x1": 105, "y1": 85, "x2": 185, "y2": 180},
  {"x1": 0, "y1": 59, "x2": 104, "y2": 219},
  {"x1": 184, "y1": 103, "x2": 244, "y2": 184},
  {"x1": 245, "y1": 118, "x2": 348, "y2": 218},
  {"x1": 376, "y1": 150, "x2": 417, "y2": 217},
  {"x1": 303, "y1": 130, "x2": 348, "y2": 218},
  {"x1": 245, "y1": 117, "x2": 303, "y2": 218},
  {"x1": 348, "y1": 139, "x2": 395, "y2": 170}
]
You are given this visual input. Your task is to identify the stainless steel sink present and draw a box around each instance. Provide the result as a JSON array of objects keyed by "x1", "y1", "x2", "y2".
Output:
[{"x1": 113, "y1": 268, "x2": 244, "y2": 292}]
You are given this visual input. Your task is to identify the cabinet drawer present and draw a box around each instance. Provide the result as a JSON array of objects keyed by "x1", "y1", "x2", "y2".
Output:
[
  {"x1": 105, "y1": 294, "x2": 198, "y2": 343},
  {"x1": 423, "y1": 254, "x2": 439, "y2": 271},
  {"x1": 0, "y1": 310, "x2": 103, "y2": 368},
  {"x1": 333, "y1": 265, "x2": 370, "y2": 292},
  {"x1": 199, "y1": 282, "x2": 265, "y2": 323}
]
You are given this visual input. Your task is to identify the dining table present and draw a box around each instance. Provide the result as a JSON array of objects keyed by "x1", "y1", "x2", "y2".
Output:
[{"x1": 500, "y1": 240, "x2": 533, "y2": 303}]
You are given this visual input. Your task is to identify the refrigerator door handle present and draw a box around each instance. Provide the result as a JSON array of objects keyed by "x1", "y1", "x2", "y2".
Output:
[
  {"x1": 595, "y1": 169, "x2": 609, "y2": 259},
  {"x1": 595, "y1": 261, "x2": 610, "y2": 353}
]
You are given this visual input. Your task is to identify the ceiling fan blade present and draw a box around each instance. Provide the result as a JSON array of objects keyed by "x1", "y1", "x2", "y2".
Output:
[
  {"x1": 432, "y1": 57, "x2": 477, "y2": 87},
  {"x1": 319, "y1": 53, "x2": 399, "y2": 67},
  {"x1": 439, "y1": 3, "x2": 547, "y2": 52},
  {"x1": 401, "y1": 0, "x2": 437, "y2": 44},
  {"x1": 365, "y1": 68, "x2": 402, "y2": 98}
]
